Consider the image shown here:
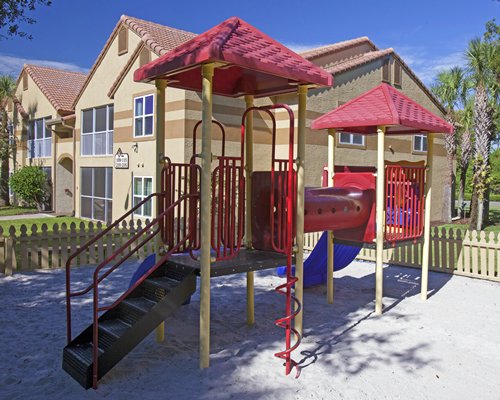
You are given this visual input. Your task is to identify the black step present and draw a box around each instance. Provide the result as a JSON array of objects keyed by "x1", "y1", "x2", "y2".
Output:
[
  {"x1": 118, "y1": 297, "x2": 156, "y2": 325},
  {"x1": 63, "y1": 266, "x2": 197, "y2": 389},
  {"x1": 143, "y1": 276, "x2": 180, "y2": 302}
]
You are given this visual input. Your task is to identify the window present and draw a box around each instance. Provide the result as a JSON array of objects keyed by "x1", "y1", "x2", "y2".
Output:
[
  {"x1": 133, "y1": 176, "x2": 153, "y2": 217},
  {"x1": 394, "y1": 61, "x2": 402, "y2": 86},
  {"x1": 413, "y1": 134, "x2": 427, "y2": 152},
  {"x1": 139, "y1": 48, "x2": 150, "y2": 67},
  {"x1": 28, "y1": 117, "x2": 52, "y2": 158},
  {"x1": 80, "y1": 167, "x2": 113, "y2": 223},
  {"x1": 382, "y1": 59, "x2": 390, "y2": 82},
  {"x1": 339, "y1": 132, "x2": 365, "y2": 146},
  {"x1": 134, "y1": 95, "x2": 154, "y2": 137},
  {"x1": 118, "y1": 27, "x2": 128, "y2": 55},
  {"x1": 81, "y1": 105, "x2": 114, "y2": 156},
  {"x1": 22, "y1": 72, "x2": 28, "y2": 90}
]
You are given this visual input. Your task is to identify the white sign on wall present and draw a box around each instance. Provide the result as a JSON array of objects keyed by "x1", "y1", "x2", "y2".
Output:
[{"x1": 114, "y1": 148, "x2": 129, "y2": 169}]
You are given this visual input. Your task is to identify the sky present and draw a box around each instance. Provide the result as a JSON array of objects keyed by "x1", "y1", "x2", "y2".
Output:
[{"x1": 0, "y1": 0, "x2": 498, "y2": 85}]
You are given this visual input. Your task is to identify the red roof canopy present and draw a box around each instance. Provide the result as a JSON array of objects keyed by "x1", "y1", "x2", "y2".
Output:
[
  {"x1": 134, "y1": 17, "x2": 332, "y2": 98},
  {"x1": 311, "y1": 83, "x2": 453, "y2": 135}
]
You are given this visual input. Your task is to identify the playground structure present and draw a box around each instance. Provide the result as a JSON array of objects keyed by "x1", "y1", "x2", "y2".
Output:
[{"x1": 62, "y1": 17, "x2": 453, "y2": 389}]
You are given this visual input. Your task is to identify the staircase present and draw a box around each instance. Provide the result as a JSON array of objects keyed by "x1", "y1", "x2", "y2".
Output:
[
  {"x1": 63, "y1": 159, "x2": 201, "y2": 389},
  {"x1": 63, "y1": 264, "x2": 196, "y2": 389}
]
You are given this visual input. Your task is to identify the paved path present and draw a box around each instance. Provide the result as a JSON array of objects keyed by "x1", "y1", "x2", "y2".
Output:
[{"x1": 0, "y1": 213, "x2": 54, "y2": 221}]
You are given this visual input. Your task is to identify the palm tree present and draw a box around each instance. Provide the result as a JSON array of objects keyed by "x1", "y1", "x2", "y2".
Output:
[
  {"x1": 431, "y1": 66, "x2": 466, "y2": 222},
  {"x1": 456, "y1": 99, "x2": 474, "y2": 218},
  {"x1": 0, "y1": 75, "x2": 16, "y2": 207},
  {"x1": 466, "y1": 38, "x2": 496, "y2": 230}
]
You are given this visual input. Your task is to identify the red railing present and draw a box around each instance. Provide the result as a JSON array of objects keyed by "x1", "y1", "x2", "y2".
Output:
[
  {"x1": 161, "y1": 160, "x2": 201, "y2": 252},
  {"x1": 66, "y1": 192, "x2": 198, "y2": 389},
  {"x1": 385, "y1": 165, "x2": 426, "y2": 242},
  {"x1": 211, "y1": 156, "x2": 245, "y2": 260},
  {"x1": 192, "y1": 120, "x2": 226, "y2": 157},
  {"x1": 243, "y1": 104, "x2": 301, "y2": 376}
]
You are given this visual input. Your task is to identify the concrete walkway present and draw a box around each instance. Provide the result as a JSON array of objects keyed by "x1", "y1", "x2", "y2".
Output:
[{"x1": 0, "y1": 213, "x2": 54, "y2": 221}]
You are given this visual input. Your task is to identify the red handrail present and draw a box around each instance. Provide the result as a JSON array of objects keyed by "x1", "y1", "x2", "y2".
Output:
[
  {"x1": 192, "y1": 120, "x2": 226, "y2": 157},
  {"x1": 89, "y1": 193, "x2": 198, "y2": 388},
  {"x1": 66, "y1": 190, "x2": 166, "y2": 344}
]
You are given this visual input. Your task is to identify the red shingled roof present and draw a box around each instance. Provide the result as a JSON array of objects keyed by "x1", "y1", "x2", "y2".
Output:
[
  {"x1": 134, "y1": 17, "x2": 332, "y2": 97},
  {"x1": 22, "y1": 64, "x2": 87, "y2": 116},
  {"x1": 300, "y1": 37, "x2": 376, "y2": 60},
  {"x1": 311, "y1": 83, "x2": 453, "y2": 135}
]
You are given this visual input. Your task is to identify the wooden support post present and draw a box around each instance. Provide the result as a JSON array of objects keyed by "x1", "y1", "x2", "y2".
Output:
[
  {"x1": 295, "y1": 85, "x2": 308, "y2": 335},
  {"x1": 327, "y1": 128, "x2": 335, "y2": 304},
  {"x1": 244, "y1": 95, "x2": 255, "y2": 326},
  {"x1": 200, "y1": 63, "x2": 214, "y2": 369},
  {"x1": 421, "y1": 133, "x2": 434, "y2": 300},
  {"x1": 155, "y1": 79, "x2": 167, "y2": 343},
  {"x1": 375, "y1": 126, "x2": 386, "y2": 315}
]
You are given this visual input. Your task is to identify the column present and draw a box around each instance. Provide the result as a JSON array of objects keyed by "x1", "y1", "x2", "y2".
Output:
[
  {"x1": 375, "y1": 126, "x2": 386, "y2": 315},
  {"x1": 421, "y1": 133, "x2": 434, "y2": 300},
  {"x1": 327, "y1": 128, "x2": 335, "y2": 304}
]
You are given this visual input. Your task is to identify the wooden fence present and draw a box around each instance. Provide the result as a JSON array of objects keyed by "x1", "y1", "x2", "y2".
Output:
[
  {"x1": 1, "y1": 221, "x2": 499, "y2": 283},
  {"x1": 304, "y1": 227, "x2": 500, "y2": 283},
  {"x1": 0, "y1": 220, "x2": 156, "y2": 275}
]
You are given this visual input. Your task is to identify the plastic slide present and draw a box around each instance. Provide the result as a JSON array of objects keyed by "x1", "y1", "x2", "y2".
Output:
[{"x1": 277, "y1": 232, "x2": 361, "y2": 287}]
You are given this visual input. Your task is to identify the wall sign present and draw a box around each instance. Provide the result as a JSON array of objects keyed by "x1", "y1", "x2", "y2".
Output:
[{"x1": 114, "y1": 148, "x2": 129, "y2": 169}]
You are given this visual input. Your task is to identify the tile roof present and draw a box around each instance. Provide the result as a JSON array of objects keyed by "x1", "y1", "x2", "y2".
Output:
[
  {"x1": 121, "y1": 15, "x2": 197, "y2": 56},
  {"x1": 22, "y1": 64, "x2": 87, "y2": 115},
  {"x1": 135, "y1": 16, "x2": 332, "y2": 97},
  {"x1": 73, "y1": 15, "x2": 197, "y2": 108},
  {"x1": 299, "y1": 37, "x2": 376, "y2": 60},
  {"x1": 14, "y1": 96, "x2": 28, "y2": 118},
  {"x1": 323, "y1": 48, "x2": 394, "y2": 75},
  {"x1": 311, "y1": 83, "x2": 453, "y2": 135}
]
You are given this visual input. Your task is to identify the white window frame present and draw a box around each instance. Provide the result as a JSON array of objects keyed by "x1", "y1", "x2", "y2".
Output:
[
  {"x1": 133, "y1": 94, "x2": 154, "y2": 138},
  {"x1": 413, "y1": 134, "x2": 427, "y2": 153},
  {"x1": 338, "y1": 132, "x2": 365, "y2": 146},
  {"x1": 80, "y1": 167, "x2": 113, "y2": 223},
  {"x1": 28, "y1": 116, "x2": 52, "y2": 158},
  {"x1": 133, "y1": 176, "x2": 153, "y2": 218},
  {"x1": 81, "y1": 105, "x2": 114, "y2": 156}
]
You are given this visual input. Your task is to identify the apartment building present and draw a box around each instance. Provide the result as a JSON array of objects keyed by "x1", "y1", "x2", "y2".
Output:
[
  {"x1": 8, "y1": 64, "x2": 86, "y2": 213},
  {"x1": 8, "y1": 15, "x2": 448, "y2": 223}
]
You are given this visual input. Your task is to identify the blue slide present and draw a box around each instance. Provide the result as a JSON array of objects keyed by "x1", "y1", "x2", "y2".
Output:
[{"x1": 277, "y1": 232, "x2": 362, "y2": 287}]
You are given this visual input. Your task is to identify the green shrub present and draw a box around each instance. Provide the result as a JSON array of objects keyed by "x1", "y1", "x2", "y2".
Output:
[{"x1": 9, "y1": 166, "x2": 50, "y2": 210}]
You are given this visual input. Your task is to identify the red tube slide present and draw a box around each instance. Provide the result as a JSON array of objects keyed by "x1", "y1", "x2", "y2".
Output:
[{"x1": 304, "y1": 187, "x2": 373, "y2": 233}]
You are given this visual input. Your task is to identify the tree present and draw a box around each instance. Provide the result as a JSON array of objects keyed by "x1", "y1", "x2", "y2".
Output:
[
  {"x1": 0, "y1": 74, "x2": 16, "y2": 207},
  {"x1": 0, "y1": 0, "x2": 52, "y2": 40},
  {"x1": 431, "y1": 66, "x2": 467, "y2": 222},
  {"x1": 455, "y1": 99, "x2": 474, "y2": 218},
  {"x1": 466, "y1": 38, "x2": 497, "y2": 230},
  {"x1": 9, "y1": 166, "x2": 50, "y2": 209}
]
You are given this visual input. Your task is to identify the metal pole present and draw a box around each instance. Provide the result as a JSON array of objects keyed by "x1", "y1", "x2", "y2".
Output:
[
  {"x1": 295, "y1": 85, "x2": 308, "y2": 335},
  {"x1": 375, "y1": 126, "x2": 386, "y2": 315},
  {"x1": 244, "y1": 95, "x2": 255, "y2": 325},
  {"x1": 155, "y1": 79, "x2": 167, "y2": 342},
  {"x1": 327, "y1": 128, "x2": 335, "y2": 304},
  {"x1": 421, "y1": 133, "x2": 434, "y2": 300},
  {"x1": 200, "y1": 63, "x2": 214, "y2": 369}
]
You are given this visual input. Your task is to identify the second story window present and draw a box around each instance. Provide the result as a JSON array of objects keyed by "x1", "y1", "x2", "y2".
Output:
[
  {"x1": 134, "y1": 94, "x2": 154, "y2": 137},
  {"x1": 339, "y1": 132, "x2": 365, "y2": 147},
  {"x1": 413, "y1": 134, "x2": 427, "y2": 153},
  {"x1": 28, "y1": 117, "x2": 51, "y2": 158},
  {"x1": 81, "y1": 105, "x2": 114, "y2": 156}
]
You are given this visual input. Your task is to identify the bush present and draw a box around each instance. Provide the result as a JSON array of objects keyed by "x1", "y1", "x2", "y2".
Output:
[{"x1": 9, "y1": 166, "x2": 51, "y2": 210}]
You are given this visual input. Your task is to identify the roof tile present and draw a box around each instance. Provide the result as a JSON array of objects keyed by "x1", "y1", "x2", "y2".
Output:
[{"x1": 23, "y1": 64, "x2": 87, "y2": 115}]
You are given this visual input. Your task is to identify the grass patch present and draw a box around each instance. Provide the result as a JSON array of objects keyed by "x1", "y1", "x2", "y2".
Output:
[
  {"x1": 0, "y1": 206, "x2": 38, "y2": 217},
  {"x1": 0, "y1": 217, "x2": 97, "y2": 235},
  {"x1": 438, "y1": 207, "x2": 500, "y2": 234}
]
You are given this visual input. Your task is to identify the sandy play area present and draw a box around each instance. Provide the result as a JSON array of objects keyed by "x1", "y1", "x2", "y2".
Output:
[{"x1": 1, "y1": 259, "x2": 499, "y2": 400}]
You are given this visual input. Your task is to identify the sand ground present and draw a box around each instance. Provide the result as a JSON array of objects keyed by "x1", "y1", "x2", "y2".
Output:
[{"x1": 1, "y1": 260, "x2": 499, "y2": 400}]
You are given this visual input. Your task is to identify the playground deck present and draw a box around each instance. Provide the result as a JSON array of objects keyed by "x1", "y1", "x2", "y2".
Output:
[{"x1": 167, "y1": 249, "x2": 289, "y2": 277}]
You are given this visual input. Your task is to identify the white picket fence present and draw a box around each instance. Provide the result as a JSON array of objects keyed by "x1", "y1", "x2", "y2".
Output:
[
  {"x1": 304, "y1": 227, "x2": 500, "y2": 282},
  {"x1": 1, "y1": 221, "x2": 499, "y2": 283},
  {"x1": 0, "y1": 220, "x2": 155, "y2": 275}
]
